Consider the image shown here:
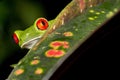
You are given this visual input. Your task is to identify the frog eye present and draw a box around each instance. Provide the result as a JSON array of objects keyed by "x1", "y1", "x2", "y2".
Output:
[
  {"x1": 36, "y1": 18, "x2": 48, "y2": 30},
  {"x1": 13, "y1": 33, "x2": 19, "y2": 44}
]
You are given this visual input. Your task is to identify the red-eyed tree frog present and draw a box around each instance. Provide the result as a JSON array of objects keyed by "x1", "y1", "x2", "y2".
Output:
[
  {"x1": 13, "y1": 0, "x2": 104, "y2": 49},
  {"x1": 12, "y1": 0, "x2": 79, "y2": 49},
  {"x1": 13, "y1": 18, "x2": 53, "y2": 49}
]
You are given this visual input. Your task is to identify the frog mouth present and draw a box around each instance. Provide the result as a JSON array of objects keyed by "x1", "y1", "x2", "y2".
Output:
[{"x1": 21, "y1": 37, "x2": 41, "y2": 49}]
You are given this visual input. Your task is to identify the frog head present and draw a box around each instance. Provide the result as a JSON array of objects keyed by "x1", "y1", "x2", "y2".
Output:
[{"x1": 13, "y1": 18, "x2": 49, "y2": 49}]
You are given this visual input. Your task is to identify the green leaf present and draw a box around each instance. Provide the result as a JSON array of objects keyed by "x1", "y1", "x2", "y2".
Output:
[{"x1": 7, "y1": 0, "x2": 120, "y2": 80}]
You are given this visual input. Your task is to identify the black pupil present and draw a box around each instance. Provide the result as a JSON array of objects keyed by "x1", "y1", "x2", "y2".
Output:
[{"x1": 41, "y1": 21, "x2": 45, "y2": 26}]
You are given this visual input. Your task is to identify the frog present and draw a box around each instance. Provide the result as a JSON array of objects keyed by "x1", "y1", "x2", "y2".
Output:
[
  {"x1": 13, "y1": 0, "x2": 105, "y2": 49},
  {"x1": 13, "y1": 18, "x2": 53, "y2": 49}
]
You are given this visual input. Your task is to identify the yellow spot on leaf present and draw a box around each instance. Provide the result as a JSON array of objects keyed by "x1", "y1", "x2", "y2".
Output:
[
  {"x1": 96, "y1": 12, "x2": 100, "y2": 15},
  {"x1": 35, "y1": 68, "x2": 43, "y2": 75},
  {"x1": 30, "y1": 60, "x2": 40, "y2": 65},
  {"x1": 34, "y1": 56, "x2": 40, "y2": 60},
  {"x1": 101, "y1": 11, "x2": 105, "y2": 13},
  {"x1": 114, "y1": 8, "x2": 118, "y2": 12},
  {"x1": 89, "y1": 10, "x2": 94, "y2": 13},
  {"x1": 88, "y1": 17, "x2": 94, "y2": 20},
  {"x1": 14, "y1": 69, "x2": 24, "y2": 76},
  {"x1": 75, "y1": 28, "x2": 78, "y2": 31},
  {"x1": 106, "y1": 11, "x2": 114, "y2": 18},
  {"x1": 94, "y1": 16, "x2": 98, "y2": 19}
]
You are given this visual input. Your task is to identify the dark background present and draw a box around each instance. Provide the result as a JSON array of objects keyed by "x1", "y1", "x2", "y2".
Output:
[{"x1": 0, "y1": 0, "x2": 119, "y2": 80}]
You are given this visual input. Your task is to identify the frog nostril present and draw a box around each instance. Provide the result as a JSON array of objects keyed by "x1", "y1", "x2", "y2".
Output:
[
  {"x1": 13, "y1": 33, "x2": 19, "y2": 44},
  {"x1": 36, "y1": 18, "x2": 48, "y2": 30}
]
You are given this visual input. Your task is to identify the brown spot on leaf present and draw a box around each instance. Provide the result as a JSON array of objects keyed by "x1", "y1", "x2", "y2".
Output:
[
  {"x1": 14, "y1": 69, "x2": 24, "y2": 76},
  {"x1": 30, "y1": 60, "x2": 40, "y2": 65},
  {"x1": 45, "y1": 49, "x2": 65, "y2": 58},
  {"x1": 63, "y1": 32, "x2": 73, "y2": 37},
  {"x1": 62, "y1": 41, "x2": 69, "y2": 49},
  {"x1": 50, "y1": 41, "x2": 63, "y2": 49},
  {"x1": 79, "y1": 0, "x2": 86, "y2": 12},
  {"x1": 50, "y1": 41, "x2": 70, "y2": 49}
]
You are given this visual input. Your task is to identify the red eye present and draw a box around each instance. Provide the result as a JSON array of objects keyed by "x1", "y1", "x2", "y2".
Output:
[
  {"x1": 36, "y1": 18, "x2": 48, "y2": 30},
  {"x1": 13, "y1": 33, "x2": 19, "y2": 44}
]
